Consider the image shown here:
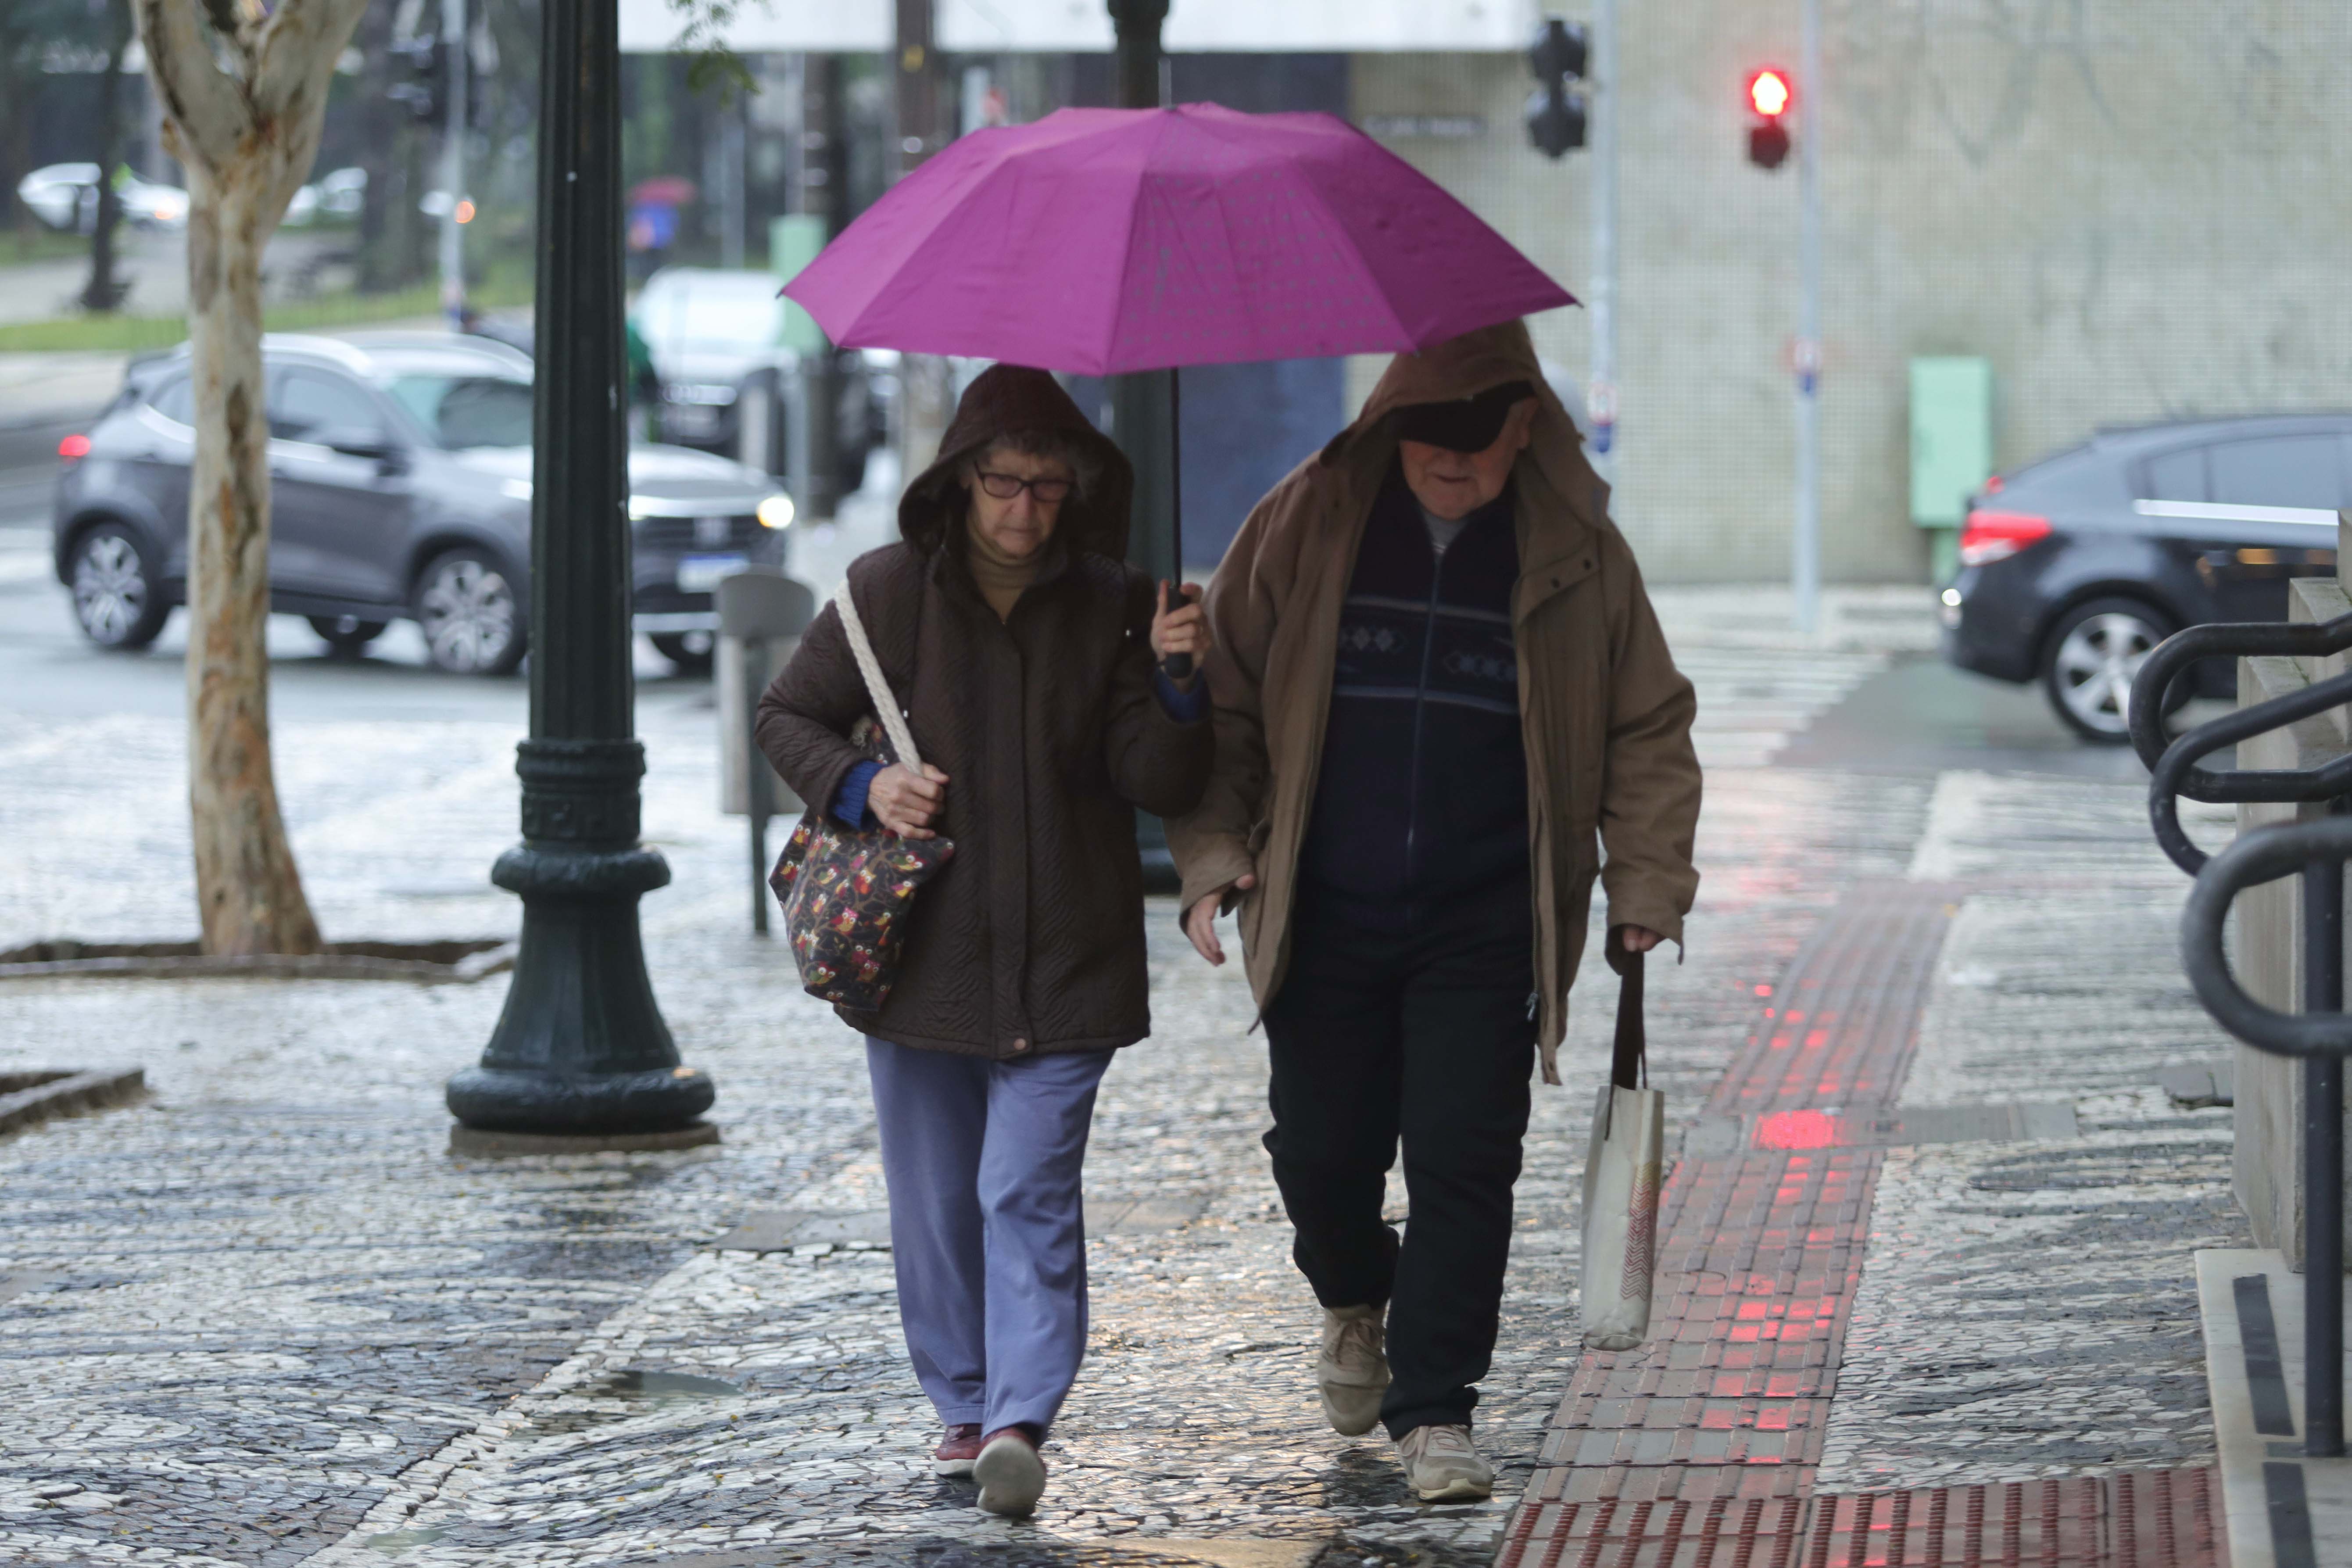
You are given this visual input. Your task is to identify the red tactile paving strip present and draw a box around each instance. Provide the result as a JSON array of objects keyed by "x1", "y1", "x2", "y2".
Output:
[
  {"x1": 1499, "y1": 1494, "x2": 1809, "y2": 1568},
  {"x1": 1500, "y1": 882, "x2": 2224, "y2": 1568},
  {"x1": 1795, "y1": 1469, "x2": 2226, "y2": 1568},
  {"x1": 1528, "y1": 1146, "x2": 1879, "y2": 1475},
  {"x1": 1704, "y1": 883, "x2": 1963, "y2": 1121},
  {"x1": 1495, "y1": 1471, "x2": 2225, "y2": 1568}
]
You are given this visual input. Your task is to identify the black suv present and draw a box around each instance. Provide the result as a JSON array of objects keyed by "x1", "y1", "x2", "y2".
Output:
[{"x1": 51, "y1": 331, "x2": 795, "y2": 673}]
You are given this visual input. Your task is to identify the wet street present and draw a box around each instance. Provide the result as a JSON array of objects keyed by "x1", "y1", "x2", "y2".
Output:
[{"x1": 0, "y1": 535, "x2": 2245, "y2": 1565}]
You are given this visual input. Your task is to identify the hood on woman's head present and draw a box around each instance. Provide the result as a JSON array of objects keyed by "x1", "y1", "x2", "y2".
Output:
[{"x1": 898, "y1": 365, "x2": 1136, "y2": 562}]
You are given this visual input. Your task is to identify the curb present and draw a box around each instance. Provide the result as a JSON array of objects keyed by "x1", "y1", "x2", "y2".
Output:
[
  {"x1": 0, "y1": 1066, "x2": 145, "y2": 1137},
  {"x1": 0, "y1": 938, "x2": 516, "y2": 984}
]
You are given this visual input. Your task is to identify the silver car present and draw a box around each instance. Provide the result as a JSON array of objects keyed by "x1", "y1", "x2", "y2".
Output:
[{"x1": 51, "y1": 332, "x2": 796, "y2": 674}]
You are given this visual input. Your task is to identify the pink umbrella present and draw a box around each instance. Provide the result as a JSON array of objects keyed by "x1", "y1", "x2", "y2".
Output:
[
  {"x1": 784, "y1": 103, "x2": 1572, "y2": 375},
  {"x1": 783, "y1": 103, "x2": 1575, "y2": 670}
]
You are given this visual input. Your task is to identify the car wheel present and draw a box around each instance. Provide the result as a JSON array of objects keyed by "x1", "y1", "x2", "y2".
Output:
[
  {"x1": 413, "y1": 548, "x2": 526, "y2": 676},
  {"x1": 651, "y1": 630, "x2": 715, "y2": 673},
  {"x1": 68, "y1": 522, "x2": 169, "y2": 650},
  {"x1": 2040, "y1": 596, "x2": 2177, "y2": 744},
  {"x1": 308, "y1": 615, "x2": 388, "y2": 655}
]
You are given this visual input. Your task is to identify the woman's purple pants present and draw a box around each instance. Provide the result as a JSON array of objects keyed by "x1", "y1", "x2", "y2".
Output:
[{"x1": 866, "y1": 1038, "x2": 1113, "y2": 1436}]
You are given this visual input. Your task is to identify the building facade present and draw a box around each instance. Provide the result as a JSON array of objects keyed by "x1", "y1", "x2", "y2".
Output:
[{"x1": 641, "y1": 0, "x2": 2352, "y2": 583}]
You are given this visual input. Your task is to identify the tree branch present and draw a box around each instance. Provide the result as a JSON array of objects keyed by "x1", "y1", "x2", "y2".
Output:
[
  {"x1": 251, "y1": 0, "x2": 369, "y2": 116},
  {"x1": 133, "y1": 0, "x2": 252, "y2": 172},
  {"x1": 250, "y1": 0, "x2": 372, "y2": 221}
]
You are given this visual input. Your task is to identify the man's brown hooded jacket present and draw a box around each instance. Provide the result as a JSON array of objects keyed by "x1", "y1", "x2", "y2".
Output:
[
  {"x1": 1165, "y1": 321, "x2": 1700, "y2": 1083},
  {"x1": 756, "y1": 365, "x2": 1213, "y2": 1059}
]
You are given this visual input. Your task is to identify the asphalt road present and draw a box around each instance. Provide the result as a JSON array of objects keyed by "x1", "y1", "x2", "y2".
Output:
[{"x1": 1, "y1": 419, "x2": 2173, "y2": 771}]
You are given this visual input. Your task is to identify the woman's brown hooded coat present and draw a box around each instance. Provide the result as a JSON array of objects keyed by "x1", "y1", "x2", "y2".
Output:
[{"x1": 754, "y1": 365, "x2": 1213, "y2": 1058}]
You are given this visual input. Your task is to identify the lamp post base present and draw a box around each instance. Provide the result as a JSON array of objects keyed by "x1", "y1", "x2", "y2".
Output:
[{"x1": 446, "y1": 817, "x2": 712, "y2": 1136}]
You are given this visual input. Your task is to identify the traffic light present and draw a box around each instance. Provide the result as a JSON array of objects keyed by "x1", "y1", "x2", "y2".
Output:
[
  {"x1": 1524, "y1": 18, "x2": 1589, "y2": 160},
  {"x1": 1745, "y1": 67, "x2": 1792, "y2": 170},
  {"x1": 387, "y1": 36, "x2": 446, "y2": 123}
]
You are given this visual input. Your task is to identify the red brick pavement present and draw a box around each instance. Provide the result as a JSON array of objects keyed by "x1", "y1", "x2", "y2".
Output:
[{"x1": 1497, "y1": 882, "x2": 2225, "y2": 1568}]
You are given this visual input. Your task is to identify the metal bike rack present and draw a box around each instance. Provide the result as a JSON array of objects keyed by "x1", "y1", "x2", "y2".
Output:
[
  {"x1": 2128, "y1": 606, "x2": 2352, "y2": 776},
  {"x1": 2135, "y1": 627, "x2": 2352, "y2": 1457},
  {"x1": 2181, "y1": 814, "x2": 2350, "y2": 1457}
]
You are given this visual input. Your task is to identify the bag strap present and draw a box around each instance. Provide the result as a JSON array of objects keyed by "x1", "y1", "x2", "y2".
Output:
[
  {"x1": 833, "y1": 582, "x2": 924, "y2": 774},
  {"x1": 1608, "y1": 940, "x2": 1646, "y2": 1091}
]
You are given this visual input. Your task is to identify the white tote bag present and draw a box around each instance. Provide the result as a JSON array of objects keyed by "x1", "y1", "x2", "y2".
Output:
[{"x1": 1579, "y1": 943, "x2": 1665, "y2": 1352}]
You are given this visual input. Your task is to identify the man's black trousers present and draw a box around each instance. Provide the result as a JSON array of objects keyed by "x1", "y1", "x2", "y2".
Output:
[{"x1": 1261, "y1": 878, "x2": 1537, "y2": 1439}]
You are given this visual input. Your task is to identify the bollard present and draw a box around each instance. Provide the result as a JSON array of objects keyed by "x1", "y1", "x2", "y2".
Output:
[{"x1": 717, "y1": 569, "x2": 816, "y2": 936}]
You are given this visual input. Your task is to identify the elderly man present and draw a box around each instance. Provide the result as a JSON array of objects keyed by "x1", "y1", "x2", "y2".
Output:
[{"x1": 1168, "y1": 321, "x2": 1701, "y2": 1502}]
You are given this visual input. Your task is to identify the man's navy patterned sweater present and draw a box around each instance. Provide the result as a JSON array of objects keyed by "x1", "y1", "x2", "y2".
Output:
[{"x1": 1298, "y1": 466, "x2": 1528, "y2": 913}]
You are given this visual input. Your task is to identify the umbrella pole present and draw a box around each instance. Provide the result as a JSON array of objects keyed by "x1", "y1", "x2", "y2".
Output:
[{"x1": 1163, "y1": 366, "x2": 1192, "y2": 680}]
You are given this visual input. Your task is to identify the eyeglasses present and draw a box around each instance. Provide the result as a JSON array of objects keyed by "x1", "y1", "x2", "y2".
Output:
[{"x1": 975, "y1": 470, "x2": 1074, "y2": 503}]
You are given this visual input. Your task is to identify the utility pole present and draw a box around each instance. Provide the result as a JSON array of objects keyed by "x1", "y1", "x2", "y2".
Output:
[
  {"x1": 796, "y1": 52, "x2": 847, "y2": 519},
  {"x1": 719, "y1": 105, "x2": 746, "y2": 270},
  {"x1": 1106, "y1": 0, "x2": 1178, "y2": 887},
  {"x1": 1587, "y1": 0, "x2": 1617, "y2": 482},
  {"x1": 1792, "y1": 0, "x2": 1822, "y2": 634},
  {"x1": 1107, "y1": 0, "x2": 1176, "y2": 587},
  {"x1": 438, "y1": 0, "x2": 467, "y2": 324},
  {"x1": 893, "y1": 0, "x2": 951, "y2": 479}
]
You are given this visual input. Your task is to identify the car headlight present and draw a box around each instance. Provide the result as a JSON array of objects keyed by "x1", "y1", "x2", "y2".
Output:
[{"x1": 756, "y1": 494, "x2": 794, "y2": 530}]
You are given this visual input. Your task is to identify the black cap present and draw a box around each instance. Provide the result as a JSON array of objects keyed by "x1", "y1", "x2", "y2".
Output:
[{"x1": 1393, "y1": 380, "x2": 1536, "y2": 454}]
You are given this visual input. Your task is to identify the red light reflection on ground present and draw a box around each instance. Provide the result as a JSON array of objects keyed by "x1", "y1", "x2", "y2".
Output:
[{"x1": 1754, "y1": 1109, "x2": 1841, "y2": 1149}]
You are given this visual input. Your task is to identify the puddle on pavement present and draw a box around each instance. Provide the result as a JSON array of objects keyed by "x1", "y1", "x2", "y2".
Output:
[
  {"x1": 362, "y1": 1526, "x2": 448, "y2": 1554},
  {"x1": 591, "y1": 1368, "x2": 744, "y2": 1400},
  {"x1": 1315, "y1": 1448, "x2": 1410, "y2": 1511},
  {"x1": 530, "y1": 1367, "x2": 745, "y2": 1434}
]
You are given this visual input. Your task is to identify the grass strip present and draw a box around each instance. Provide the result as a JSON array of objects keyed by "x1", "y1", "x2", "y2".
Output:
[{"x1": 0, "y1": 278, "x2": 533, "y2": 354}]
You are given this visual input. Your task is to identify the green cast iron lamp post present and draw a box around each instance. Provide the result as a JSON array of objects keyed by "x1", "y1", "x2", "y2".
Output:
[{"x1": 444, "y1": 0, "x2": 713, "y2": 1143}]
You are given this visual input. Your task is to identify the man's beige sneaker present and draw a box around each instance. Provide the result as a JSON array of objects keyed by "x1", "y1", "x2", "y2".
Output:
[
  {"x1": 973, "y1": 1428, "x2": 1048, "y2": 1517},
  {"x1": 1317, "y1": 1303, "x2": 1391, "y2": 1436},
  {"x1": 1394, "y1": 1423, "x2": 1493, "y2": 1502}
]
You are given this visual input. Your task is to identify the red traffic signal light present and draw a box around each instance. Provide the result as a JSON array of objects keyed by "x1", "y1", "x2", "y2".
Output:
[{"x1": 1744, "y1": 67, "x2": 1792, "y2": 170}]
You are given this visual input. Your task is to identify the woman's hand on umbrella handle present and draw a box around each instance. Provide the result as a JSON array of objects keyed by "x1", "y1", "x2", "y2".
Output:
[
  {"x1": 870, "y1": 763, "x2": 948, "y2": 840},
  {"x1": 1154, "y1": 580, "x2": 1209, "y2": 688},
  {"x1": 1184, "y1": 873, "x2": 1255, "y2": 966}
]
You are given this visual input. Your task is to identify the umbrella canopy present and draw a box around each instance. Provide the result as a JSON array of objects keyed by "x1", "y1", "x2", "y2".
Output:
[{"x1": 782, "y1": 103, "x2": 1574, "y2": 376}]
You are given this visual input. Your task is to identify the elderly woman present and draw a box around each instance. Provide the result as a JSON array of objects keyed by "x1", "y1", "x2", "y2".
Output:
[{"x1": 754, "y1": 365, "x2": 1212, "y2": 1518}]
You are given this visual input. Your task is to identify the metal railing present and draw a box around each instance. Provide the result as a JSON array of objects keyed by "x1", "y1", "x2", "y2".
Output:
[{"x1": 2133, "y1": 628, "x2": 2352, "y2": 1456}]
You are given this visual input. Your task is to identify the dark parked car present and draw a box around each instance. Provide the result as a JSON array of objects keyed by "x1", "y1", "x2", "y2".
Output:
[
  {"x1": 51, "y1": 332, "x2": 797, "y2": 674},
  {"x1": 1941, "y1": 412, "x2": 2350, "y2": 741}
]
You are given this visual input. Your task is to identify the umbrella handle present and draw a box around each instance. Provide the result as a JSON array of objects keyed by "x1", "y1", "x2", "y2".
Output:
[{"x1": 1161, "y1": 367, "x2": 1192, "y2": 683}]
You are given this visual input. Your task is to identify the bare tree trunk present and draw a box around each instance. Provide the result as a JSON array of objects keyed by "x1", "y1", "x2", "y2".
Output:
[
  {"x1": 137, "y1": 0, "x2": 368, "y2": 956},
  {"x1": 183, "y1": 161, "x2": 319, "y2": 956}
]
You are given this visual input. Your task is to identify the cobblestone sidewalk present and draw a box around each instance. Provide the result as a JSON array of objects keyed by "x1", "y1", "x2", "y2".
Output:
[{"x1": 0, "y1": 616, "x2": 2247, "y2": 1567}]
